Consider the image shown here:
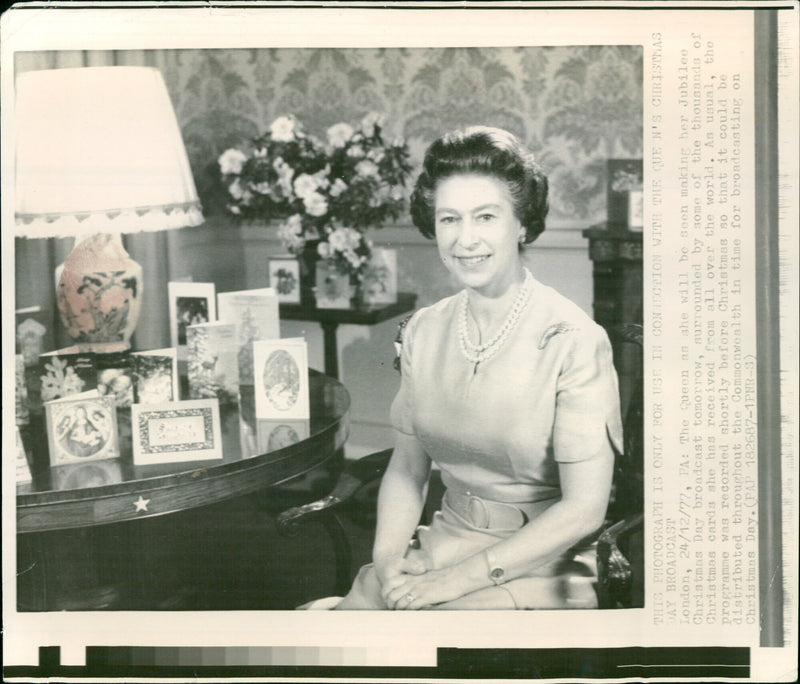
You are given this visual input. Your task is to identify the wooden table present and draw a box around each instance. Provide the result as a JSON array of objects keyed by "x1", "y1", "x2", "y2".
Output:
[
  {"x1": 16, "y1": 372, "x2": 350, "y2": 610},
  {"x1": 279, "y1": 292, "x2": 417, "y2": 379}
]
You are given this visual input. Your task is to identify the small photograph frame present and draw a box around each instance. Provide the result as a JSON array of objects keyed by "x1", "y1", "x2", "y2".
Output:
[
  {"x1": 314, "y1": 261, "x2": 353, "y2": 309},
  {"x1": 606, "y1": 158, "x2": 643, "y2": 231},
  {"x1": 45, "y1": 393, "x2": 119, "y2": 466},
  {"x1": 168, "y1": 281, "x2": 217, "y2": 353},
  {"x1": 268, "y1": 257, "x2": 301, "y2": 304},
  {"x1": 131, "y1": 398, "x2": 223, "y2": 466},
  {"x1": 252, "y1": 338, "x2": 310, "y2": 420},
  {"x1": 361, "y1": 248, "x2": 398, "y2": 306}
]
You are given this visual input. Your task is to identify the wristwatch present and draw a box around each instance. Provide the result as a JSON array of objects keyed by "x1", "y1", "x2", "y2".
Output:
[{"x1": 484, "y1": 548, "x2": 506, "y2": 585}]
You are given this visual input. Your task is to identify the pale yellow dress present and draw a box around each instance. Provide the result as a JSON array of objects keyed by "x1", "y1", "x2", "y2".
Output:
[{"x1": 335, "y1": 276, "x2": 624, "y2": 610}]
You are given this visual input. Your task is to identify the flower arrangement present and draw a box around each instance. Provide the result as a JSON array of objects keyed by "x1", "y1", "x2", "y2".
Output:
[{"x1": 218, "y1": 112, "x2": 412, "y2": 278}]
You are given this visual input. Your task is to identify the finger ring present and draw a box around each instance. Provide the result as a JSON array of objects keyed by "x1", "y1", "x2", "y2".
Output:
[{"x1": 404, "y1": 593, "x2": 414, "y2": 604}]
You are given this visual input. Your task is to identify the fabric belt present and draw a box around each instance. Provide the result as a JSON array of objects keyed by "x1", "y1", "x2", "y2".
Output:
[{"x1": 444, "y1": 489, "x2": 541, "y2": 530}]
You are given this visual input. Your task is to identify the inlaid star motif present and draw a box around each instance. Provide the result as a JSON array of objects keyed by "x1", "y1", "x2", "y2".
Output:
[{"x1": 134, "y1": 495, "x2": 150, "y2": 512}]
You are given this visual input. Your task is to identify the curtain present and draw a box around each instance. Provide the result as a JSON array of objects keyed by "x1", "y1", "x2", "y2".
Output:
[{"x1": 14, "y1": 50, "x2": 182, "y2": 351}]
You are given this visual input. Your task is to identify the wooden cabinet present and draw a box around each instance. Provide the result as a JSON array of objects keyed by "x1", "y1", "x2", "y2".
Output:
[{"x1": 582, "y1": 225, "x2": 643, "y2": 416}]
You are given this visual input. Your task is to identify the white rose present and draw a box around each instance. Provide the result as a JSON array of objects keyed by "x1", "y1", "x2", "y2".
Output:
[
  {"x1": 329, "y1": 178, "x2": 348, "y2": 198},
  {"x1": 355, "y1": 159, "x2": 380, "y2": 178},
  {"x1": 286, "y1": 213, "x2": 303, "y2": 234},
  {"x1": 317, "y1": 241, "x2": 331, "y2": 259},
  {"x1": 229, "y1": 179, "x2": 245, "y2": 199},
  {"x1": 218, "y1": 148, "x2": 248, "y2": 175},
  {"x1": 303, "y1": 191, "x2": 329, "y2": 217},
  {"x1": 360, "y1": 111, "x2": 385, "y2": 137},
  {"x1": 270, "y1": 115, "x2": 297, "y2": 142},
  {"x1": 293, "y1": 173, "x2": 319, "y2": 200},
  {"x1": 343, "y1": 227, "x2": 362, "y2": 250},
  {"x1": 346, "y1": 144, "x2": 365, "y2": 158},
  {"x1": 229, "y1": 205, "x2": 241, "y2": 215},
  {"x1": 274, "y1": 158, "x2": 295, "y2": 197},
  {"x1": 278, "y1": 215, "x2": 306, "y2": 251},
  {"x1": 367, "y1": 147, "x2": 385, "y2": 163},
  {"x1": 252, "y1": 182, "x2": 272, "y2": 195},
  {"x1": 312, "y1": 165, "x2": 331, "y2": 190},
  {"x1": 328, "y1": 228, "x2": 348, "y2": 252},
  {"x1": 327, "y1": 122, "x2": 355, "y2": 148}
]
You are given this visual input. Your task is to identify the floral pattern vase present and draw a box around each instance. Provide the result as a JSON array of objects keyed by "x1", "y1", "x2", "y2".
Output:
[{"x1": 56, "y1": 233, "x2": 142, "y2": 353}]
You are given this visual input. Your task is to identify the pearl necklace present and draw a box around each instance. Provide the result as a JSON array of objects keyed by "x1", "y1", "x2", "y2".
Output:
[{"x1": 458, "y1": 268, "x2": 533, "y2": 366}]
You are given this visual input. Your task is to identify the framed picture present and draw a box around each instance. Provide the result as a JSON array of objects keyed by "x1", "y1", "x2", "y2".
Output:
[
  {"x1": 252, "y1": 337, "x2": 310, "y2": 420},
  {"x1": 314, "y1": 261, "x2": 353, "y2": 309},
  {"x1": 45, "y1": 393, "x2": 119, "y2": 466},
  {"x1": 131, "y1": 398, "x2": 223, "y2": 466},
  {"x1": 606, "y1": 158, "x2": 643, "y2": 231},
  {"x1": 268, "y1": 257, "x2": 301, "y2": 304},
  {"x1": 167, "y1": 281, "x2": 216, "y2": 354},
  {"x1": 361, "y1": 248, "x2": 398, "y2": 305}
]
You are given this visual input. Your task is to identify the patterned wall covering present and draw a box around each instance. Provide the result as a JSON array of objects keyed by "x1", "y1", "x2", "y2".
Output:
[{"x1": 153, "y1": 46, "x2": 642, "y2": 226}]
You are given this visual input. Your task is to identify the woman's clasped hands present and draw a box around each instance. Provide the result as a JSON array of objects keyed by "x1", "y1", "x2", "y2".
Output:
[{"x1": 376, "y1": 552, "x2": 472, "y2": 610}]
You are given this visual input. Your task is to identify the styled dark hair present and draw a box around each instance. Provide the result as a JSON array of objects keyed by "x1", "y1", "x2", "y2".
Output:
[{"x1": 409, "y1": 126, "x2": 548, "y2": 244}]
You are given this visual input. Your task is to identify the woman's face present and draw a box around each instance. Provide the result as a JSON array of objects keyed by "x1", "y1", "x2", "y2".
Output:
[{"x1": 434, "y1": 173, "x2": 524, "y2": 297}]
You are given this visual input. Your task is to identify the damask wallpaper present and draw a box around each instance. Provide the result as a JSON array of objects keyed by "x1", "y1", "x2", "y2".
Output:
[
  {"x1": 16, "y1": 45, "x2": 641, "y2": 225},
  {"x1": 155, "y1": 45, "x2": 642, "y2": 227}
]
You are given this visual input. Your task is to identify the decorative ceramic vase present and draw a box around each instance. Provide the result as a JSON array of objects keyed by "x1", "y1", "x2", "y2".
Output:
[{"x1": 55, "y1": 233, "x2": 142, "y2": 353}]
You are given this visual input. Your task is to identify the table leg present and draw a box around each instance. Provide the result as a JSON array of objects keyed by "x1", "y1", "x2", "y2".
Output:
[{"x1": 320, "y1": 321, "x2": 340, "y2": 379}]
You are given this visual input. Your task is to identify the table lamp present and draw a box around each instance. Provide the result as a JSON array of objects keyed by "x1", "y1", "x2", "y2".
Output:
[{"x1": 14, "y1": 66, "x2": 203, "y2": 353}]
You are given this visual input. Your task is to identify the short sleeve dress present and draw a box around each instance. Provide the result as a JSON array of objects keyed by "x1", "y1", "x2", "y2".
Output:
[{"x1": 337, "y1": 275, "x2": 624, "y2": 610}]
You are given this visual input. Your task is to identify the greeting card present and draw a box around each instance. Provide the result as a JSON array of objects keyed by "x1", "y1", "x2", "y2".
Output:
[
  {"x1": 44, "y1": 391, "x2": 119, "y2": 466},
  {"x1": 217, "y1": 288, "x2": 280, "y2": 384},
  {"x1": 39, "y1": 347, "x2": 97, "y2": 402},
  {"x1": 186, "y1": 321, "x2": 239, "y2": 405},
  {"x1": 252, "y1": 337, "x2": 309, "y2": 420},
  {"x1": 132, "y1": 348, "x2": 180, "y2": 404},
  {"x1": 131, "y1": 398, "x2": 223, "y2": 466}
]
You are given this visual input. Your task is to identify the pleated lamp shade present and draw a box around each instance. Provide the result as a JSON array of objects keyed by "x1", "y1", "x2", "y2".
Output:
[
  {"x1": 13, "y1": 66, "x2": 204, "y2": 352},
  {"x1": 14, "y1": 66, "x2": 203, "y2": 237}
]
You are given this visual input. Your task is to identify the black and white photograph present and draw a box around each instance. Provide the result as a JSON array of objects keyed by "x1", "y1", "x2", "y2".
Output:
[{"x1": 3, "y1": 2, "x2": 797, "y2": 682}]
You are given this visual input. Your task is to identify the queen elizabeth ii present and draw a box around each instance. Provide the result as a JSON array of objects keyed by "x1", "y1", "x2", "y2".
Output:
[{"x1": 329, "y1": 126, "x2": 623, "y2": 610}]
